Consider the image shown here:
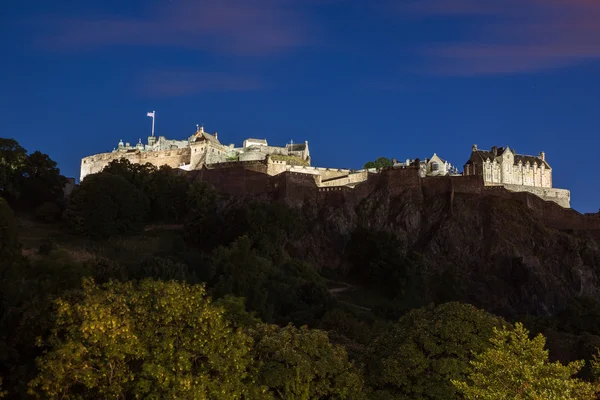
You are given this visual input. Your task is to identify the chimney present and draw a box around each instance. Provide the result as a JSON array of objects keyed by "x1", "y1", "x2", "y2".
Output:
[
  {"x1": 491, "y1": 146, "x2": 498, "y2": 156},
  {"x1": 214, "y1": 132, "x2": 218, "y2": 140},
  {"x1": 472, "y1": 144, "x2": 478, "y2": 152},
  {"x1": 539, "y1": 151, "x2": 545, "y2": 161}
]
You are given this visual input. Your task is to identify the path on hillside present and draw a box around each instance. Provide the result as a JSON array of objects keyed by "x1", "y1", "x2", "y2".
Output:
[{"x1": 327, "y1": 281, "x2": 372, "y2": 312}]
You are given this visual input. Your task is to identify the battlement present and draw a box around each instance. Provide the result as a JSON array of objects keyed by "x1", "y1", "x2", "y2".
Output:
[{"x1": 80, "y1": 147, "x2": 191, "y2": 181}]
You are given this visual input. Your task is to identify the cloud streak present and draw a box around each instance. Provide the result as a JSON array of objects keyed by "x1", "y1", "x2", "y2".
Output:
[
  {"x1": 38, "y1": 0, "x2": 315, "y2": 56},
  {"x1": 400, "y1": 0, "x2": 600, "y2": 75},
  {"x1": 137, "y1": 69, "x2": 264, "y2": 97}
]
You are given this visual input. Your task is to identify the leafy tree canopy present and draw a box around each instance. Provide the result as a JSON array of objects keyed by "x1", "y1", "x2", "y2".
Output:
[
  {"x1": 252, "y1": 324, "x2": 364, "y2": 400},
  {"x1": 363, "y1": 157, "x2": 393, "y2": 170},
  {"x1": 453, "y1": 322, "x2": 597, "y2": 400},
  {"x1": 367, "y1": 302, "x2": 506, "y2": 400},
  {"x1": 64, "y1": 172, "x2": 149, "y2": 237},
  {"x1": 0, "y1": 138, "x2": 28, "y2": 200},
  {"x1": 102, "y1": 159, "x2": 189, "y2": 222},
  {"x1": 0, "y1": 139, "x2": 66, "y2": 208},
  {"x1": 29, "y1": 278, "x2": 267, "y2": 399}
]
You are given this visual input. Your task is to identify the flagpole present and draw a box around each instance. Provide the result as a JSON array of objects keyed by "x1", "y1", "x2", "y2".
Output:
[{"x1": 152, "y1": 111, "x2": 155, "y2": 137}]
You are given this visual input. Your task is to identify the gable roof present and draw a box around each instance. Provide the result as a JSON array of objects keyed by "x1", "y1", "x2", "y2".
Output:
[
  {"x1": 192, "y1": 131, "x2": 221, "y2": 145},
  {"x1": 466, "y1": 147, "x2": 550, "y2": 169}
]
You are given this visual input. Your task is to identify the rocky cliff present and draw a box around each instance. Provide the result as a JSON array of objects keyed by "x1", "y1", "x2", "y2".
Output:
[{"x1": 299, "y1": 183, "x2": 600, "y2": 319}]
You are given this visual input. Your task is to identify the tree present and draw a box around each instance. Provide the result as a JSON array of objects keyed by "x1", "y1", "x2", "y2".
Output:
[
  {"x1": 366, "y1": 302, "x2": 506, "y2": 399},
  {"x1": 252, "y1": 324, "x2": 364, "y2": 399},
  {"x1": 29, "y1": 278, "x2": 267, "y2": 399},
  {"x1": 20, "y1": 151, "x2": 67, "y2": 209},
  {"x1": 210, "y1": 236, "x2": 277, "y2": 321},
  {"x1": 0, "y1": 138, "x2": 27, "y2": 201},
  {"x1": 101, "y1": 158, "x2": 156, "y2": 189},
  {"x1": 145, "y1": 165, "x2": 189, "y2": 222},
  {"x1": 64, "y1": 172, "x2": 149, "y2": 237},
  {"x1": 363, "y1": 157, "x2": 393, "y2": 170},
  {"x1": 0, "y1": 140, "x2": 66, "y2": 209},
  {"x1": 452, "y1": 323, "x2": 597, "y2": 400}
]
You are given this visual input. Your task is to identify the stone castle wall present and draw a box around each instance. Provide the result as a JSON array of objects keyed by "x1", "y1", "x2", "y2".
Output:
[
  {"x1": 185, "y1": 163, "x2": 600, "y2": 232},
  {"x1": 80, "y1": 148, "x2": 191, "y2": 181},
  {"x1": 499, "y1": 184, "x2": 570, "y2": 208}
]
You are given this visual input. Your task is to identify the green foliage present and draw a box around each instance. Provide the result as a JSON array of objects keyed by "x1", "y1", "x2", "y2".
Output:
[
  {"x1": 0, "y1": 197, "x2": 19, "y2": 264},
  {"x1": 215, "y1": 295, "x2": 262, "y2": 329},
  {"x1": 556, "y1": 296, "x2": 600, "y2": 336},
  {"x1": 137, "y1": 256, "x2": 192, "y2": 282},
  {"x1": 363, "y1": 157, "x2": 393, "y2": 170},
  {"x1": 0, "y1": 139, "x2": 67, "y2": 209},
  {"x1": 0, "y1": 138, "x2": 27, "y2": 200},
  {"x1": 0, "y1": 249, "x2": 93, "y2": 397},
  {"x1": 347, "y1": 229, "x2": 426, "y2": 306},
  {"x1": 210, "y1": 236, "x2": 278, "y2": 320},
  {"x1": 29, "y1": 278, "x2": 266, "y2": 399},
  {"x1": 366, "y1": 302, "x2": 506, "y2": 400},
  {"x1": 101, "y1": 158, "x2": 156, "y2": 189},
  {"x1": 252, "y1": 324, "x2": 365, "y2": 400},
  {"x1": 210, "y1": 236, "x2": 331, "y2": 324},
  {"x1": 102, "y1": 159, "x2": 189, "y2": 222},
  {"x1": 20, "y1": 151, "x2": 68, "y2": 209},
  {"x1": 184, "y1": 181, "x2": 221, "y2": 249},
  {"x1": 146, "y1": 165, "x2": 189, "y2": 221},
  {"x1": 270, "y1": 154, "x2": 310, "y2": 166},
  {"x1": 65, "y1": 172, "x2": 149, "y2": 237},
  {"x1": 452, "y1": 323, "x2": 597, "y2": 400},
  {"x1": 186, "y1": 198, "x2": 305, "y2": 259}
]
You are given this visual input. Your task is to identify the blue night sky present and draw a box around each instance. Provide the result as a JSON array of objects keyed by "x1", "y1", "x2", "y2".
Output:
[{"x1": 2, "y1": 0, "x2": 599, "y2": 212}]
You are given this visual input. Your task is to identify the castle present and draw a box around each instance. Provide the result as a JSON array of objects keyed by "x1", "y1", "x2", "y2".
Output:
[
  {"x1": 463, "y1": 145, "x2": 570, "y2": 208},
  {"x1": 80, "y1": 128, "x2": 571, "y2": 208},
  {"x1": 80, "y1": 126, "x2": 310, "y2": 181}
]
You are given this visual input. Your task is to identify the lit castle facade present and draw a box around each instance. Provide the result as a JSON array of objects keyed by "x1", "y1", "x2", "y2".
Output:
[{"x1": 80, "y1": 122, "x2": 571, "y2": 208}]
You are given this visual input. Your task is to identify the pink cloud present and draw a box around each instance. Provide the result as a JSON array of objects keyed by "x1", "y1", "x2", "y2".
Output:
[
  {"x1": 137, "y1": 69, "x2": 264, "y2": 97},
  {"x1": 37, "y1": 0, "x2": 316, "y2": 56},
  {"x1": 399, "y1": 0, "x2": 600, "y2": 75}
]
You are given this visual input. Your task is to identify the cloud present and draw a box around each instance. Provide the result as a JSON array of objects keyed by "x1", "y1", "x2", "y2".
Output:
[
  {"x1": 399, "y1": 0, "x2": 600, "y2": 75},
  {"x1": 137, "y1": 69, "x2": 265, "y2": 97},
  {"x1": 37, "y1": 0, "x2": 316, "y2": 56}
]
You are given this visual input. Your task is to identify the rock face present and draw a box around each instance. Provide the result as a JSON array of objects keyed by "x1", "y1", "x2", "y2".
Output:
[{"x1": 300, "y1": 183, "x2": 600, "y2": 319}]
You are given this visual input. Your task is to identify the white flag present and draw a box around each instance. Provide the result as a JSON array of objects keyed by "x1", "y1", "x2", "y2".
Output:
[{"x1": 147, "y1": 111, "x2": 155, "y2": 118}]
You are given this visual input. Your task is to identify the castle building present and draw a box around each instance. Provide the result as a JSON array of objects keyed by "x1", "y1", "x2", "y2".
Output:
[
  {"x1": 80, "y1": 126, "x2": 311, "y2": 181},
  {"x1": 393, "y1": 154, "x2": 460, "y2": 177},
  {"x1": 463, "y1": 145, "x2": 570, "y2": 208}
]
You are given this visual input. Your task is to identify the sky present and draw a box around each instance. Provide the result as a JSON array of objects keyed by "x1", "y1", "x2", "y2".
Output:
[{"x1": 2, "y1": 0, "x2": 599, "y2": 212}]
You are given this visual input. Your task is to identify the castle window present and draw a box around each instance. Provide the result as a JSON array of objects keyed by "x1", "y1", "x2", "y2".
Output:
[{"x1": 431, "y1": 162, "x2": 439, "y2": 172}]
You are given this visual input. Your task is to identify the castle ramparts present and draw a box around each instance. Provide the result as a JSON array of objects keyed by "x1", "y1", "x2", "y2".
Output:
[{"x1": 185, "y1": 163, "x2": 600, "y2": 232}]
